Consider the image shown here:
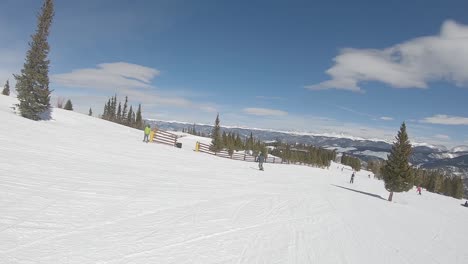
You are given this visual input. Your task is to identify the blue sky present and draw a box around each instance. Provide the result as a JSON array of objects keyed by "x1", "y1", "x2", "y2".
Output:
[{"x1": 1, "y1": 0, "x2": 468, "y2": 147}]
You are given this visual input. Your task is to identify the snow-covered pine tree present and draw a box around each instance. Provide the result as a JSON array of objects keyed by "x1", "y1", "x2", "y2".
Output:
[
  {"x1": 15, "y1": 0, "x2": 54, "y2": 120},
  {"x1": 382, "y1": 122, "x2": 414, "y2": 201},
  {"x1": 64, "y1": 99, "x2": 73, "y2": 110},
  {"x1": 2, "y1": 80, "x2": 10, "y2": 96}
]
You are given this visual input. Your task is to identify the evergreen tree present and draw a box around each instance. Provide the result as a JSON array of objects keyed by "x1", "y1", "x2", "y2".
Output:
[
  {"x1": 14, "y1": 0, "x2": 54, "y2": 120},
  {"x1": 117, "y1": 102, "x2": 122, "y2": 123},
  {"x1": 2, "y1": 80, "x2": 10, "y2": 96},
  {"x1": 127, "y1": 105, "x2": 134, "y2": 126},
  {"x1": 110, "y1": 95, "x2": 117, "y2": 121},
  {"x1": 88, "y1": 108, "x2": 92, "y2": 116},
  {"x1": 122, "y1": 96, "x2": 128, "y2": 124},
  {"x1": 63, "y1": 99, "x2": 73, "y2": 110},
  {"x1": 210, "y1": 113, "x2": 223, "y2": 152},
  {"x1": 382, "y1": 122, "x2": 414, "y2": 201},
  {"x1": 452, "y1": 176, "x2": 464, "y2": 199},
  {"x1": 135, "y1": 104, "x2": 143, "y2": 129},
  {"x1": 103, "y1": 99, "x2": 111, "y2": 120}
]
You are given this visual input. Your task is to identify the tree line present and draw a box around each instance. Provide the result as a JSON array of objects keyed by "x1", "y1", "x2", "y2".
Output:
[
  {"x1": 271, "y1": 143, "x2": 337, "y2": 168},
  {"x1": 341, "y1": 154, "x2": 361, "y2": 171},
  {"x1": 205, "y1": 114, "x2": 338, "y2": 167},
  {"x1": 209, "y1": 114, "x2": 268, "y2": 157},
  {"x1": 182, "y1": 124, "x2": 208, "y2": 137},
  {"x1": 101, "y1": 95, "x2": 144, "y2": 129}
]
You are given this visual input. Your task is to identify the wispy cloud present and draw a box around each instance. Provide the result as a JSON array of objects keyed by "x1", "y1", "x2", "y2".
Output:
[
  {"x1": 255, "y1": 96, "x2": 283, "y2": 100},
  {"x1": 243, "y1": 107, "x2": 288, "y2": 117},
  {"x1": 306, "y1": 20, "x2": 468, "y2": 92},
  {"x1": 434, "y1": 134, "x2": 450, "y2": 140},
  {"x1": 380, "y1": 116, "x2": 394, "y2": 121},
  {"x1": 52, "y1": 62, "x2": 160, "y2": 90},
  {"x1": 334, "y1": 105, "x2": 374, "y2": 118},
  {"x1": 52, "y1": 62, "x2": 217, "y2": 114},
  {"x1": 421, "y1": 114, "x2": 468, "y2": 125}
]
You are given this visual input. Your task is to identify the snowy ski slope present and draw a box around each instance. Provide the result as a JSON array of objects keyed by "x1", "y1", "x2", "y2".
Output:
[{"x1": 0, "y1": 95, "x2": 467, "y2": 264}]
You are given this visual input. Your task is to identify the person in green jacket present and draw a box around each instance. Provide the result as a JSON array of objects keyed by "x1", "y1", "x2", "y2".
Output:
[{"x1": 143, "y1": 125, "x2": 151, "y2": 143}]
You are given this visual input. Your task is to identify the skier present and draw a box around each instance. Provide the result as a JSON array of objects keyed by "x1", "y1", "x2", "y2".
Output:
[
  {"x1": 143, "y1": 125, "x2": 151, "y2": 143},
  {"x1": 416, "y1": 186, "x2": 422, "y2": 195},
  {"x1": 258, "y1": 152, "x2": 265, "y2": 171},
  {"x1": 350, "y1": 172, "x2": 355, "y2": 184},
  {"x1": 465, "y1": 201, "x2": 468, "y2": 207}
]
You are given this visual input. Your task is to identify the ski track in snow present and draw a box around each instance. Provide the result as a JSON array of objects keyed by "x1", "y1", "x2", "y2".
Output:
[{"x1": 0, "y1": 95, "x2": 467, "y2": 264}]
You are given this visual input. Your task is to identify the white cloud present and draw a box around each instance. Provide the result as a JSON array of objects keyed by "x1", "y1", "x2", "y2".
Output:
[
  {"x1": 380, "y1": 116, "x2": 394, "y2": 121},
  {"x1": 243, "y1": 107, "x2": 288, "y2": 117},
  {"x1": 52, "y1": 62, "x2": 160, "y2": 90},
  {"x1": 256, "y1": 96, "x2": 283, "y2": 100},
  {"x1": 51, "y1": 62, "x2": 217, "y2": 113},
  {"x1": 307, "y1": 20, "x2": 468, "y2": 92},
  {"x1": 0, "y1": 48, "x2": 26, "y2": 92},
  {"x1": 434, "y1": 134, "x2": 450, "y2": 140},
  {"x1": 421, "y1": 114, "x2": 468, "y2": 125}
]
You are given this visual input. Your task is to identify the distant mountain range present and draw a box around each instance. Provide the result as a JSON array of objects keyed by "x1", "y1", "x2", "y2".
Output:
[{"x1": 147, "y1": 119, "x2": 468, "y2": 193}]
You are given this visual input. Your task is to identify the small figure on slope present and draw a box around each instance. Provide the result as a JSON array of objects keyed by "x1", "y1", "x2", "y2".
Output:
[
  {"x1": 258, "y1": 152, "x2": 265, "y2": 171},
  {"x1": 416, "y1": 186, "x2": 422, "y2": 195},
  {"x1": 143, "y1": 125, "x2": 151, "y2": 143},
  {"x1": 350, "y1": 172, "x2": 355, "y2": 184}
]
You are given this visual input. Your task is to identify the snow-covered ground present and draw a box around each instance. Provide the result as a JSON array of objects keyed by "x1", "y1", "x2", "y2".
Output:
[{"x1": 1, "y1": 95, "x2": 467, "y2": 264}]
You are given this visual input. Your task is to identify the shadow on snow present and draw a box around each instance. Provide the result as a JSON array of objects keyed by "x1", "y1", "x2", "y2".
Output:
[{"x1": 331, "y1": 184, "x2": 386, "y2": 201}]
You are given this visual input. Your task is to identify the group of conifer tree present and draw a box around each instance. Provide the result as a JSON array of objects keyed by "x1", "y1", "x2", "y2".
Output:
[
  {"x1": 182, "y1": 124, "x2": 208, "y2": 137},
  {"x1": 341, "y1": 154, "x2": 361, "y2": 171},
  {"x1": 269, "y1": 142, "x2": 336, "y2": 168},
  {"x1": 370, "y1": 158, "x2": 464, "y2": 199},
  {"x1": 209, "y1": 114, "x2": 268, "y2": 157},
  {"x1": 371, "y1": 122, "x2": 466, "y2": 201},
  {"x1": 101, "y1": 95, "x2": 144, "y2": 129}
]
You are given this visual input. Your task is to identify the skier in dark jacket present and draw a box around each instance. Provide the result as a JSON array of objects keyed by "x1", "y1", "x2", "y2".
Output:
[
  {"x1": 258, "y1": 153, "x2": 265, "y2": 171},
  {"x1": 350, "y1": 172, "x2": 355, "y2": 184}
]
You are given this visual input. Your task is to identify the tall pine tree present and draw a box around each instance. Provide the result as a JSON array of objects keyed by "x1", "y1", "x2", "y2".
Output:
[
  {"x1": 210, "y1": 113, "x2": 223, "y2": 152},
  {"x1": 122, "y1": 96, "x2": 128, "y2": 124},
  {"x1": 15, "y1": 0, "x2": 54, "y2": 120},
  {"x1": 382, "y1": 122, "x2": 414, "y2": 201},
  {"x1": 135, "y1": 104, "x2": 143, "y2": 129},
  {"x1": 127, "y1": 105, "x2": 134, "y2": 126},
  {"x1": 2, "y1": 80, "x2": 10, "y2": 96}
]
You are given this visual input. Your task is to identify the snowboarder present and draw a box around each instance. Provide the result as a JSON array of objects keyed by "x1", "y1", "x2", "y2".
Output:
[
  {"x1": 416, "y1": 186, "x2": 422, "y2": 195},
  {"x1": 350, "y1": 172, "x2": 355, "y2": 184},
  {"x1": 143, "y1": 125, "x2": 151, "y2": 143},
  {"x1": 464, "y1": 201, "x2": 468, "y2": 207},
  {"x1": 258, "y1": 152, "x2": 265, "y2": 171}
]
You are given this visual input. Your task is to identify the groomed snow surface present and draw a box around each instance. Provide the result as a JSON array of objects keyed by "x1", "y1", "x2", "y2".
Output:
[{"x1": 0, "y1": 95, "x2": 467, "y2": 264}]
